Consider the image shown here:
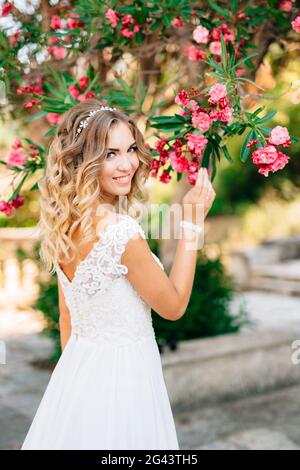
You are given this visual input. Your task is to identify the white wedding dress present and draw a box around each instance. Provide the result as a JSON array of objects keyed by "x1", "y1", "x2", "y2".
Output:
[{"x1": 21, "y1": 213, "x2": 179, "y2": 450}]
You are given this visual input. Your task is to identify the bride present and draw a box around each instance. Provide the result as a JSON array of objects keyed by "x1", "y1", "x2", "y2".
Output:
[{"x1": 21, "y1": 98, "x2": 215, "y2": 450}]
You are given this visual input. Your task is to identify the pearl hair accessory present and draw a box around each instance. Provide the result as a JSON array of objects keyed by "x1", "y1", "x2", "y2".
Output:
[{"x1": 75, "y1": 105, "x2": 117, "y2": 137}]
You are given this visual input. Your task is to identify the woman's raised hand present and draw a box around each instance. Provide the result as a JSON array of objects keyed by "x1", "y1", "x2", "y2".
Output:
[{"x1": 182, "y1": 167, "x2": 216, "y2": 221}]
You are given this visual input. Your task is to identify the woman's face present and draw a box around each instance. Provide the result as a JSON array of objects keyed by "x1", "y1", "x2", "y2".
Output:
[{"x1": 98, "y1": 121, "x2": 139, "y2": 205}]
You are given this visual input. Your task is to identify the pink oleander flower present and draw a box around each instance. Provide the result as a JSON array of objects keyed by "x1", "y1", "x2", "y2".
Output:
[
  {"x1": 175, "y1": 89, "x2": 189, "y2": 107},
  {"x1": 7, "y1": 147, "x2": 26, "y2": 167},
  {"x1": 160, "y1": 170, "x2": 172, "y2": 184},
  {"x1": 279, "y1": 1, "x2": 293, "y2": 11},
  {"x1": 186, "y1": 100, "x2": 199, "y2": 112},
  {"x1": 186, "y1": 133, "x2": 208, "y2": 156},
  {"x1": 68, "y1": 85, "x2": 80, "y2": 99},
  {"x1": 23, "y1": 99, "x2": 37, "y2": 109},
  {"x1": 269, "y1": 126, "x2": 291, "y2": 147},
  {"x1": 67, "y1": 13, "x2": 84, "y2": 30},
  {"x1": 12, "y1": 138, "x2": 22, "y2": 149},
  {"x1": 209, "y1": 83, "x2": 227, "y2": 104},
  {"x1": 210, "y1": 23, "x2": 236, "y2": 43},
  {"x1": 171, "y1": 139, "x2": 183, "y2": 155},
  {"x1": 0, "y1": 200, "x2": 13, "y2": 216},
  {"x1": 121, "y1": 28, "x2": 133, "y2": 38},
  {"x1": 209, "y1": 41, "x2": 222, "y2": 55},
  {"x1": 170, "y1": 152, "x2": 190, "y2": 173},
  {"x1": 78, "y1": 90, "x2": 96, "y2": 101},
  {"x1": 217, "y1": 106, "x2": 234, "y2": 123},
  {"x1": 171, "y1": 17, "x2": 185, "y2": 28},
  {"x1": 291, "y1": 15, "x2": 300, "y2": 33},
  {"x1": 105, "y1": 8, "x2": 119, "y2": 28},
  {"x1": 193, "y1": 25, "x2": 209, "y2": 44},
  {"x1": 28, "y1": 144, "x2": 39, "y2": 157},
  {"x1": 121, "y1": 13, "x2": 134, "y2": 26},
  {"x1": 50, "y1": 15, "x2": 62, "y2": 29},
  {"x1": 1, "y1": 2, "x2": 13, "y2": 16},
  {"x1": 191, "y1": 110, "x2": 212, "y2": 132},
  {"x1": 217, "y1": 96, "x2": 229, "y2": 109},
  {"x1": 11, "y1": 195, "x2": 25, "y2": 209},
  {"x1": 48, "y1": 45, "x2": 67, "y2": 60},
  {"x1": 184, "y1": 45, "x2": 206, "y2": 62},
  {"x1": 188, "y1": 161, "x2": 199, "y2": 173},
  {"x1": 235, "y1": 68, "x2": 244, "y2": 77},
  {"x1": 46, "y1": 113, "x2": 61, "y2": 124},
  {"x1": 78, "y1": 75, "x2": 89, "y2": 90},
  {"x1": 257, "y1": 151, "x2": 290, "y2": 177},
  {"x1": 252, "y1": 145, "x2": 290, "y2": 177},
  {"x1": 159, "y1": 152, "x2": 169, "y2": 165},
  {"x1": 252, "y1": 145, "x2": 278, "y2": 165},
  {"x1": 151, "y1": 159, "x2": 160, "y2": 171},
  {"x1": 188, "y1": 173, "x2": 197, "y2": 185},
  {"x1": 155, "y1": 137, "x2": 169, "y2": 154}
]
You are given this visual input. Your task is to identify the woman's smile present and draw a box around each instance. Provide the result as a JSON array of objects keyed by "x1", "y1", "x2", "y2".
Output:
[{"x1": 112, "y1": 173, "x2": 132, "y2": 184}]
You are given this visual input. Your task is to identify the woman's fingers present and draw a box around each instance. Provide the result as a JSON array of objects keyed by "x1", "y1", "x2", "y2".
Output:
[{"x1": 195, "y1": 167, "x2": 206, "y2": 190}]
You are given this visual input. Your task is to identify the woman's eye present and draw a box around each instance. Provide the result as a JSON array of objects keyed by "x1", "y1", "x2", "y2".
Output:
[
  {"x1": 105, "y1": 146, "x2": 137, "y2": 159},
  {"x1": 105, "y1": 152, "x2": 115, "y2": 159}
]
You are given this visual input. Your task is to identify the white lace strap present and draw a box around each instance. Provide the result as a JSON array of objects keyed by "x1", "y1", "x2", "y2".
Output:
[{"x1": 112, "y1": 215, "x2": 146, "y2": 275}]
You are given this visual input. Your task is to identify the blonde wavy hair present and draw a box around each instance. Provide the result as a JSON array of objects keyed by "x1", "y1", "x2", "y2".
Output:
[{"x1": 38, "y1": 98, "x2": 152, "y2": 275}]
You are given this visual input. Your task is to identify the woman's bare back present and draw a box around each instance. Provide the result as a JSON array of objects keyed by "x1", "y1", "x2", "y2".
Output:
[{"x1": 59, "y1": 208, "x2": 119, "y2": 283}]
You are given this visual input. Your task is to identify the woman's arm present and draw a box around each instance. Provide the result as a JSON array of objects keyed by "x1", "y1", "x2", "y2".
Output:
[
  {"x1": 57, "y1": 277, "x2": 72, "y2": 351},
  {"x1": 121, "y1": 168, "x2": 215, "y2": 321}
]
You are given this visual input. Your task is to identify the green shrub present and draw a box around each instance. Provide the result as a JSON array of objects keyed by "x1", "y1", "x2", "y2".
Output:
[
  {"x1": 152, "y1": 253, "x2": 250, "y2": 344},
  {"x1": 34, "y1": 275, "x2": 62, "y2": 363}
]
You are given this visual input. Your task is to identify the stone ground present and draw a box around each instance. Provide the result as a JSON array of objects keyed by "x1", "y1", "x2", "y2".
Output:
[{"x1": 1, "y1": 290, "x2": 300, "y2": 450}]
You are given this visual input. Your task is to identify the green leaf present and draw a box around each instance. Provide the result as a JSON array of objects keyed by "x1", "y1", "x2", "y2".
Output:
[
  {"x1": 240, "y1": 129, "x2": 255, "y2": 162},
  {"x1": 251, "y1": 106, "x2": 265, "y2": 117},
  {"x1": 176, "y1": 172, "x2": 183, "y2": 182},
  {"x1": 44, "y1": 126, "x2": 58, "y2": 137},
  {"x1": 29, "y1": 182, "x2": 39, "y2": 191},
  {"x1": 220, "y1": 33, "x2": 227, "y2": 71},
  {"x1": 231, "y1": 0, "x2": 238, "y2": 14},
  {"x1": 23, "y1": 138, "x2": 44, "y2": 154},
  {"x1": 255, "y1": 110, "x2": 277, "y2": 123},
  {"x1": 233, "y1": 52, "x2": 259, "y2": 69},
  {"x1": 207, "y1": 0, "x2": 231, "y2": 20},
  {"x1": 43, "y1": 82, "x2": 65, "y2": 99},
  {"x1": 252, "y1": 128, "x2": 265, "y2": 147},
  {"x1": 8, "y1": 172, "x2": 28, "y2": 201},
  {"x1": 202, "y1": 141, "x2": 212, "y2": 168},
  {"x1": 221, "y1": 145, "x2": 234, "y2": 163},
  {"x1": 291, "y1": 135, "x2": 300, "y2": 144},
  {"x1": 228, "y1": 40, "x2": 236, "y2": 69},
  {"x1": 236, "y1": 76, "x2": 265, "y2": 91},
  {"x1": 211, "y1": 152, "x2": 217, "y2": 181},
  {"x1": 25, "y1": 111, "x2": 48, "y2": 123}
]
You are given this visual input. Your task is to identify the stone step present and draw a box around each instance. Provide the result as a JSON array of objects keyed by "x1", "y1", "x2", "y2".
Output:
[
  {"x1": 193, "y1": 429, "x2": 300, "y2": 450},
  {"x1": 249, "y1": 276, "x2": 300, "y2": 296},
  {"x1": 176, "y1": 383, "x2": 300, "y2": 449},
  {"x1": 252, "y1": 260, "x2": 300, "y2": 281},
  {"x1": 161, "y1": 329, "x2": 300, "y2": 411}
]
